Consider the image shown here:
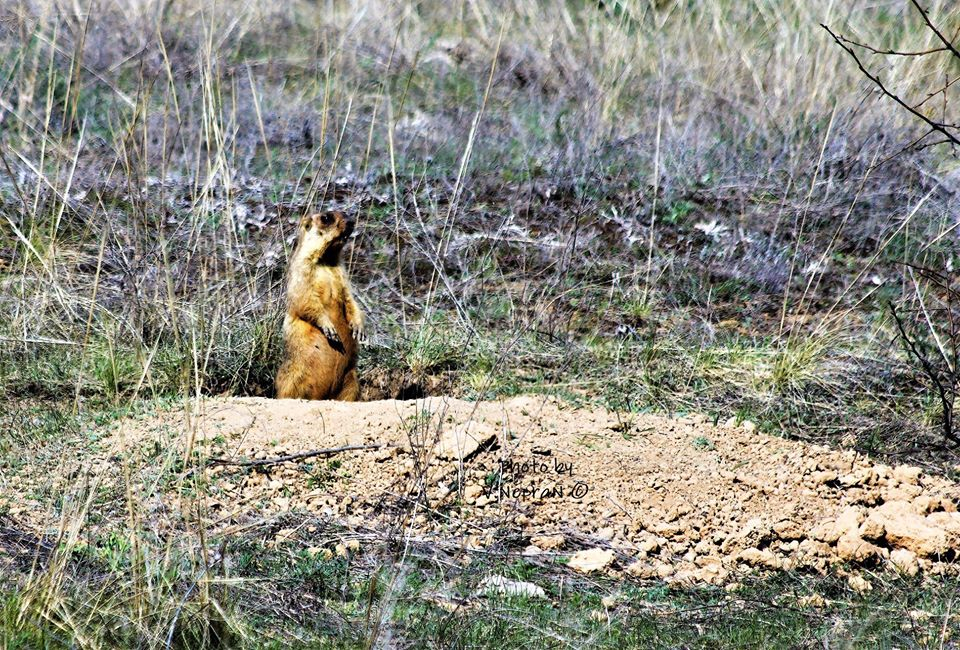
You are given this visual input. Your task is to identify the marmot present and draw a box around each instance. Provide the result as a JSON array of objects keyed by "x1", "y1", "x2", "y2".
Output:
[{"x1": 275, "y1": 211, "x2": 364, "y2": 400}]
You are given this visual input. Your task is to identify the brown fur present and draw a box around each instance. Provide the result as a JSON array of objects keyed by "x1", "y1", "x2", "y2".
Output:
[{"x1": 275, "y1": 211, "x2": 364, "y2": 400}]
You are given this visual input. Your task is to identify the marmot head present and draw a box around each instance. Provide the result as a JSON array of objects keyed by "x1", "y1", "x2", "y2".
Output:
[{"x1": 295, "y1": 210, "x2": 355, "y2": 265}]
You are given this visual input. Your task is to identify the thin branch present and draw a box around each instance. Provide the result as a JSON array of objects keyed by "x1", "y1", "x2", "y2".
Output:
[
  {"x1": 822, "y1": 24, "x2": 960, "y2": 147},
  {"x1": 832, "y1": 31, "x2": 948, "y2": 57},
  {"x1": 866, "y1": 128, "x2": 947, "y2": 172},
  {"x1": 916, "y1": 72, "x2": 960, "y2": 109},
  {"x1": 208, "y1": 443, "x2": 386, "y2": 468},
  {"x1": 889, "y1": 301, "x2": 960, "y2": 446},
  {"x1": 909, "y1": 0, "x2": 960, "y2": 61}
]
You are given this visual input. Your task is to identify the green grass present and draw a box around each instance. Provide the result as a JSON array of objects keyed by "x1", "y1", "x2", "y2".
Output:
[
  {"x1": 4, "y1": 534, "x2": 957, "y2": 649},
  {"x1": 1, "y1": 0, "x2": 959, "y2": 646}
]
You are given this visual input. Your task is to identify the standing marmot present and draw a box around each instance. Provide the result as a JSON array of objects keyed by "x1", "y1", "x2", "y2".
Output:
[{"x1": 275, "y1": 211, "x2": 364, "y2": 400}]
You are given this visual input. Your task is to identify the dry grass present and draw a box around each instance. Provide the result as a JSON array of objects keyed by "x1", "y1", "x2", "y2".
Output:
[{"x1": 1, "y1": 0, "x2": 960, "y2": 646}]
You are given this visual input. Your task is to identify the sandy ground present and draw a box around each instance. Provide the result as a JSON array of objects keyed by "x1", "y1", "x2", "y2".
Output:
[{"x1": 86, "y1": 395, "x2": 960, "y2": 584}]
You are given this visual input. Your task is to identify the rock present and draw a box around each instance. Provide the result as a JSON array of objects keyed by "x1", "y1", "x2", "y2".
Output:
[
  {"x1": 625, "y1": 560, "x2": 651, "y2": 578},
  {"x1": 306, "y1": 546, "x2": 333, "y2": 560},
  {"x1": 885, "y1": 485, "x2": 923, "y2": 501},
  {"x1": 866, "y1": 501, "x2": 948, "y2": 557},
  {"x1": 925, "y1": 511, "x2": 960, "y2": 536},
  {"x1": 477, "y1": 575, "x2": 547, "y2": 599},
  {"x1": 670, "y1": 541, "x2": 690, "y2": 555},
  {"x1": 434, "y1": 424, "x2": 496, "y2": 461},
  {"x1": 839, "y1": 473, "x2": 860, "y2": 487},
  {"x1": 809, "y1": 471, "x2": 837, "y2": 485},
  {"x1": 741, "y1": 420, "x2": 757, "y2": 433},
  {"x1": 858, "y1": 517, "x2": 885, "y2": 541},
  {"x1": 691, "y1": 555, "x2": 728, "y2": 584},
  {"x1": 601, "y1": 595, "x2": 618, "y2": 608},
  {"x1": 638, "y1": 537, "x2": 659, "y2": 553},
  {"x1": 909, "y1": 609, "x2": 932, "y2": 623},
  {"x1": 835, "y1": 533, "x2": 879, "y2": 562},
  {"x1": 694, "y1": 541, "x2": 715, "y2": 555},
  {"x1": 568, "y1": 548, "x2": 615, "y2": 573},
  {"x1": 810, "y1": 521, "x2": 842, "y2": 544},
  {"x1": 651, "y1": 522, "x2": 684, "y2": 537},
  {"x1": 694, "y1": 554, "x2": 723, "y2": 569},
  {"x1": 422, "y1": 594, "x2": 463, "y2": 613},
  {"x1": 893, "y1": 466, "x2": 922, "y2": 486},
  {"x1": 811, "y1": 506, "x2": 864, "y2": 544},
  {"x1": 858, "y1": 468, "x2": 879, "y2": 485},
  {"x1": 772, "y1": 519, "x2": 804, "y2": 540},
  {"x1": 671, "y1": 567, "x2": 702, "y2": 585},
  {"x1": 737, "y1": 517, "x2": 771, "y2": 547},
  {"x1": 656, "y1": 563, "x2": 675, "y2": 578},
  {"x1": 890, "y1": 548, "x2": 919, "y2": 576},
  {"x1": 595, "y1": 527, "x2": 615, "y2": 541},
  {"x1": 530, "y1": 534, "x2": 565, "y2": 550},
  {"x1": 463, "y1": 484, "x2": 483, "y2": 502},
  {"x1": 912, "y1": 495, "x2": 937, "y2": 515},
  {"x1": 737, "y1": 548, "x2": 779, "y2": 569},
  {"x1": 848, "y1": 575, "x2": 872, "y2": 594},
  {"x1": 797, "y1": 594, "x2": 825, "y2": 608},
  {"x1": 835, "y1": 506, "x2": 865, "y2": 535}
]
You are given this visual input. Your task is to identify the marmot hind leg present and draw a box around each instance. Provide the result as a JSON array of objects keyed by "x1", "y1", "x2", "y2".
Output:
[
  {"x1": 275, "y1": 360, "x2": 298, "y2": 399},
  {"x1": 335, "y1": 368, "x2": 360, "y2": 401}
]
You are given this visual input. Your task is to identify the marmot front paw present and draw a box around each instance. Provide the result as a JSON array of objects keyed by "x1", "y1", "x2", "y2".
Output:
[
  {"x1": 321, "y1": 325, "x2": 342, "y2": 346},
  {"x1": 350, "y1": 323, "x2": 365, "y2": 344}
]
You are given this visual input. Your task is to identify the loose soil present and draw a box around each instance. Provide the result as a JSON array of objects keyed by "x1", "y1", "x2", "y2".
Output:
[{"x1": 80, "y1": 396, "x2": 960, "y2": 584}]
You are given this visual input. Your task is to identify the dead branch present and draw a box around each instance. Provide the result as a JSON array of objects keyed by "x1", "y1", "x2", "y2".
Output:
[
  {"x1": 821, "y1": 24, "x2": 960, "y2": 148},
  {"x1": 908, "y1": 0, "x2": 960, "y2": 61},
  {"x1": 209, "y1": 443, "x2": 387, "y2": 468},
  {"x1": 889, "y1": 301, "x2": 960, "y2": 447},
  {"x1": 830, "y1": 31, "x2": 949, "y2": 57}
]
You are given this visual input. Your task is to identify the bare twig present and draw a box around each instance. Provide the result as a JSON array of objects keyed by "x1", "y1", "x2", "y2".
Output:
[
  {"x1": 822, "y1": 24, "x2": 960, "y2": 147},
  {"x1": 908, "y1": 0, "x2": 960, "y2": 61},
  {"x1": 208, "y1": 444, "x2": 386, "y2": 468},
  {"x1": 831, "y1": 31, "x2": 948, "y2": 57},
  {"x1": 889, "y1": 300, "x2": 960, "y2": 447}
]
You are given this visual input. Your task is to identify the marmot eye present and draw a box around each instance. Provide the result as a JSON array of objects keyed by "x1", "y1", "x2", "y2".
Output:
[{"x1": 320, "y1": 214, "x2": 334, "y2": 225}]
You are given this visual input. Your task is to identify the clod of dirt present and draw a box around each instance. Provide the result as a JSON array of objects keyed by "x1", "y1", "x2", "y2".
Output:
[
  {"x1": 530, "y1": 534, "x2": 565, "y2": 550},
  {"x1": 848, "y1": 574, "x2": 872, "y2": 594},
  {"x1": 434, "y1": 424, "x2": 497, "y2": 461},
  {"x1": 106, "y1": 395, "x2": 960, "y2": 585},
  {"x1": 890, "y1": 548, "x2": 920, "y2": 576},
  {"x1": 567, "y1": 548, "x2": 616, "y2": 574}
]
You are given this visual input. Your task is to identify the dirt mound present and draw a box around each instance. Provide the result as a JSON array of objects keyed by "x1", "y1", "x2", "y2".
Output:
[{"x1": 119, "y1": 395, "x2": 960, "y2": 584}]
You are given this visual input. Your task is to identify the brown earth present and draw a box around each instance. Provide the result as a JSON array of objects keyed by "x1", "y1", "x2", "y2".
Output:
[{"x1": 106, "y1": 395, "x2": 960, "y2": 585}]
